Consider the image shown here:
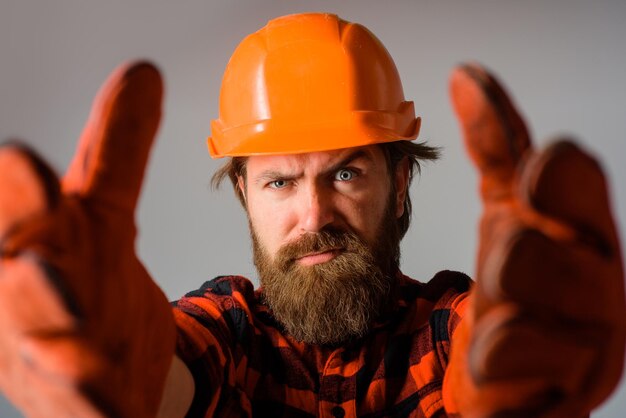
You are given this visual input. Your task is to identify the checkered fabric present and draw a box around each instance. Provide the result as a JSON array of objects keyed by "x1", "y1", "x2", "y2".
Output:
[{"x1": 172, "y1": 270, "x2": 471, "y2": 417}]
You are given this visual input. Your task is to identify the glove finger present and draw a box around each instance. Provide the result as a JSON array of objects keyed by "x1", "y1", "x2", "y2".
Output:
[
  {"x1": 21, "y1": 332, "x2": 122, "y2": 418},
  {"x1": 446, "y1": 308, "x2": 593, "y2": 418},
  {"x1": 3, "y1": 376, "x2": 106, "y2": 418},
  {"x1": 469, "y1": 306, "x2": 597, "y2": 413},
  {"x1": 478, "y1": 224, "x2": 625, "y2": 409},
  {"x1": 519, "y1": 140, "x2": 621, "y2": 259},
  {"x1": 449, "y1": 63, "x2": 532, "y2": 202},
  {"x1": 0, "y1": 142, "x2": 60, "y2": 240},
  {"x1": 62, "y1": 61, "x2": 163, "y2": 213},
  {"x1": 479, "y1": 227, "x2": 615, "y2": 323},
  {"x1": 0, "y1": 257, "x2": 76, "y2": 341},
  {"x1": 0, "y1": 256, "x2": 110, "y2": 418},
  {"x1": 3, "y1": 351, "x2": 107, "y2": 418}
]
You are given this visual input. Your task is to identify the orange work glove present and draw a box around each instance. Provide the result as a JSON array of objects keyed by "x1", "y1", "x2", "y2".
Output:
[
  {"x1": 0, "y1": 62, "x2": 176, "y2": 417},
  {"x1": 443, "y1": 64, "x2": 626, "y2": 417}
]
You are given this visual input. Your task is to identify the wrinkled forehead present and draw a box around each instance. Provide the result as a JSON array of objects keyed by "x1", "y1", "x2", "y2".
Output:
[{"x1": 244, "y1": 145, "x2": 387, "y2": 179}]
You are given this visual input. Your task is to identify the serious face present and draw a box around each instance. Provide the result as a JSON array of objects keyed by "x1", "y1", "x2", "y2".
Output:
[{"x1": 240, "y1": 145, "x2": 409, "y2": 345}]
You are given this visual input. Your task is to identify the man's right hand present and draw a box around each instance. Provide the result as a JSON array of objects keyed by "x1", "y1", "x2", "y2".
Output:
[
  {"x1": 0, "y1": 62, "x2": 177, "y2": 417},
  {"x1": 444, "y1": 63, "x2": 625, "y2": 417}
]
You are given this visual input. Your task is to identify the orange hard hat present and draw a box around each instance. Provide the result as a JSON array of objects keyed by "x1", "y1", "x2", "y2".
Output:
[{"x1": 207, "y1": 13, "x2": 421, "y2": 158}]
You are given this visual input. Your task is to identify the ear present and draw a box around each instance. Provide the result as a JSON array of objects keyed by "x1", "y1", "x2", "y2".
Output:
[
  {"x1": 236, "y1": 175, "x2": 247, "y2": 205},
  {"x1": 394, "y1": 157, "x2": 410, "y2": 218}
]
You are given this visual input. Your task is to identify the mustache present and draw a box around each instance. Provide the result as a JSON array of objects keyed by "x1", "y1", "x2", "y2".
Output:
[{"x1": 275, "y1": 228, "x2": 364, "y2": 269}]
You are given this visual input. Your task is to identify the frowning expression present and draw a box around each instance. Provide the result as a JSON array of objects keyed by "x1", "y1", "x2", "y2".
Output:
[{"x1": 240, "y1": 145, "x2": 409, "y2": 265}]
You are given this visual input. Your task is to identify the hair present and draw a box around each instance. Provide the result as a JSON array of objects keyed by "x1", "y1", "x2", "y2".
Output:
[{"x1": 211, "y1": 141, "x2": 440, "y2": 239}]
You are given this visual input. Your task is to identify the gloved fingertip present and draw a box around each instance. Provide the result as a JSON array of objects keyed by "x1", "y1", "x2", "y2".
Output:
[
  {"x1": 112, "y1": 60, "x2": 164, "y2": 100},
  {"x1": 123, "y1": 60, "x2": 162, "y2": 78},
  {"x1": 1, "y1": 140, "x2": 61, "y2": 206},
  {"x1": 449, "y1": 64, "x2": 485, "y2": 121},
  {"x1": 449, "y1": 63, "x2": 532, "y2": 204},
  {"x1": 64, "y1": 59, "x2": 163, "y2": 211},
  {"x1": 97, "y1": 60, "x2": 163, "y2": 106},
  {"x1": 0, "y1": 143, "x2": 60, "y2": 238}
]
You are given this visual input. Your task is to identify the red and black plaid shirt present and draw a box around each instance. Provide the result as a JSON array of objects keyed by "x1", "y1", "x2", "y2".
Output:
[{"x1": 172, "y1": 270, "x2": 471, "y2": 417}]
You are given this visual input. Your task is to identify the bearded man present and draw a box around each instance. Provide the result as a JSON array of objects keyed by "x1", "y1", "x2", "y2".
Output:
[{"x1": 0, "y1": 12, "x2": 624, "y2": 418}]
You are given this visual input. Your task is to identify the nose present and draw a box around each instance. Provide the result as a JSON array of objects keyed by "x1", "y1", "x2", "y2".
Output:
[{"x1": 298, "y1": 182, "x2": 335, "y2": 233}]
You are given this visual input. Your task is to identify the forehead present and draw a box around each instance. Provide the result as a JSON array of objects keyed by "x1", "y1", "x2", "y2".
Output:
[{"x1": 245, "y1": 145, "x2": 387, "y2": 176}]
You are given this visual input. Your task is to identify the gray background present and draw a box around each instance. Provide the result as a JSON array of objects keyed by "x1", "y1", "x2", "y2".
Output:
[{"x1": 1, "y1": 0, "x2": 625, "y2": 416}]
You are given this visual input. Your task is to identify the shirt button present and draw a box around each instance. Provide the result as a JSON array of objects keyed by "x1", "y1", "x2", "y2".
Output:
[{"x1": 331, "y1": 406, "x2": 345, "y2": 418}]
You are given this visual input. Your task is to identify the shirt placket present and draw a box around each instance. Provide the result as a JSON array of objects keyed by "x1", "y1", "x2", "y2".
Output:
[{"x1": 318, "y1": 348, "x2": 357, "y2": 418}]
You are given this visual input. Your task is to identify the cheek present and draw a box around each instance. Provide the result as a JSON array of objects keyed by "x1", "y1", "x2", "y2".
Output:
[
  {"x1": 248, "y1": 198, "x2": 295, "y2": 257},
  {"x1": 341, "y1": 189, "x2": 389, "y2": 241}
]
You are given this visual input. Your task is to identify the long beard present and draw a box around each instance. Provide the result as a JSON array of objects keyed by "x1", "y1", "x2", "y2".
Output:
[{"x1": 252, "y1": 197, "x2": 401, "y2": 346}]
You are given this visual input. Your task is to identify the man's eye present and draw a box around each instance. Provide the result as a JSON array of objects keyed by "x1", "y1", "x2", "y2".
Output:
[
  {"x1": 335, "y1": 168, "x2": 356, "y2": 181},
  {"x1": 268, "y1": 179, "x2": 289, "y2": 189}
]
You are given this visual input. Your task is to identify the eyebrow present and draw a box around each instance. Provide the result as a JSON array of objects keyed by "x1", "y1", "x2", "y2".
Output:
[
  {"x1": 253, "y1": 149, "x2": 373, "y2": 185},
  {"x1": 322, "y1": 150, "x2": 371, "y2": 177}
]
